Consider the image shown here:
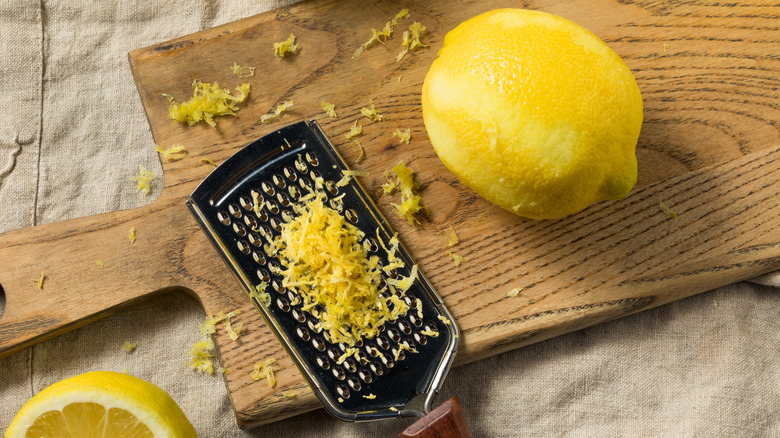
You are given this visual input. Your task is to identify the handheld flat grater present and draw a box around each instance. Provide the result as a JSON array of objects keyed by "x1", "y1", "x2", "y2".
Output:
[{"x1": 187, "y1": 120, "x2": 467, "y2": 435}]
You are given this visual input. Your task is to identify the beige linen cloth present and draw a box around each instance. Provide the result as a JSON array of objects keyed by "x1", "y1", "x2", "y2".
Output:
[{"x1": 0, "y1": 1, "x2": 778, "y2": 437}]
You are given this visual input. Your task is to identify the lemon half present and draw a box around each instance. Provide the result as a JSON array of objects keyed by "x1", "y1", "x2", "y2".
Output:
[
  {"x1": 422, "y1": 9, "x2": 643, "y2": 219},
  {"x1": 5, "y1": 371, "x2": 196, "y2": 438}
]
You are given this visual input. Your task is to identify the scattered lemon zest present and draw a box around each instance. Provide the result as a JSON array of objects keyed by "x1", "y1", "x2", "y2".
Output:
[
  {"x1": 393, "y1": 341, "x2": 418, "y2": 361},
  {"x1": 166, "y1": 81, "x2": 250, "y2": 129},
  {"x1": 200, "y1": 158, "x2": 218, "y2": 168},
  {"x1": 321, "y1": 101, "x2": 338, "y2": 118},
  {"x1": 337, "y1": 169, "x2": 369, "y2": 187},
  {"x1": 129, "y1": 227, "x2": 137, "y2": 244},
  {"x1": 267, "y1": 192, "x2": 410, "y2": 346},
  {"x1": 345, "y1": 120, "x2": 364, "y2": 140},
  {"x1": 393, "y1": 128, "x2": 411, "y2": 144},
  {"x1": 283, "y1": 393, "x2": 296, "y2": 398},
  {"x1": 215, "y1": 366, "x2": 231, "y2": 375},
  {"x1": 397, "y1": 21, "x2": 428, "y2": 62},
  {"x1": 251, "y1": 282, "x2": 271, "y2": 308},
  {"x1": 360, "y1": 99, "x2": 384, "y2": 122},
  {"x1": 398, "y1": 75, "x2": 403, "y2": 82},
  {"x1": 420, "y1": 328, "x2": 439, "y2": 337},
  {"x1": 370, "y1": 347, "x2": 384, "y2": 358},
  {"x1": 274, "y1": 34, "x2": 298, "y2": 58},
  {"x1": 188, "y1": 310, "x2": 241, "y2": 375},
  {"x1": 224, "y1": 318, "x2": 243, "y2": 342},
  {"x1": 121, "y1": 341, "x2": 137, "y2": 353},
  {"x1": 390, "y1": 407, "x2": 399, "y2": 412},
  {"x1": 338, "y1": 397, "x2": 344, "y2": 403},
  {"x1": 262, "y1": 100, "x2": 294, "y2": 124},
  {"x1": 353, "y1": 9, "x2": 410, "y2": 59},
  {"x1": 387, "y1": 162, "x2": 428, "y2": 225},
  {"x1": 447, "y1": 226, "x2": 459, "y2": 247},
  {"x1": 663, "y1": 43, "x2": 670, "y2": 53},
  {"x1": 351, "y1": 140, "x2": 365, "y2": 163},
  {"x1": 337, "y1": 347, "x2": 359, "y2": 365},
  {"x1": 446, "y1": 251, "x2": 466, "y2": 267},
  {"x1": 251, "y1": 359, "x2": 277, "y2": 388},
  {"x1": 96, "y1": 259, "x2": 104, "y2": 267},
  {"x1": 438, "y1": 315, "x2": 452, "y2": 326},
  {"x1": 231, "y1": 62, "x2": 256, "y2": 78},
  {"x1": 659, "y1": 201, "x2": 677, "y2": 219},
  {"x1": 363, "y1": 394, "x2": 377, "y2": 399},
  {"x1": 155, "y1": 144, "x2": 187, "y2": 161},
  {"x1": 131, "y1": 164, "x2": 157, "y2": 197},
  {"x1": 507, "y1": 287, "x2": 524, "y2": 297}
]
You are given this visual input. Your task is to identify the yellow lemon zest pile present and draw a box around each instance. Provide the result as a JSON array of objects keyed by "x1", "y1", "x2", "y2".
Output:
[
  {"x1": 261, "y1": 100, "x2": 294, "y2": 124},
  {"x1": 166, "y1": 81, "x2": 250, "y2": 129},
  {"x1": 131, "y1": 164, "x2": 157, "y2": 197},
  {"x1": 251, "y1": 359, "x2": 277, "y2": 388},
  {"x1": 397, "y1": 21, "x2": 428, "y2": 62},
  {"x1": 392, "y1": 128, "x2": 411, "y2": 144},
  {"x1": 321, "y1": 101, "x2": 338, "y2": 118},
  {"x1": 274, "y1": 34, "x2": 298, "y2": 57},
  {"x1": 155, "y1": 144, "x2": 187, "y2": 161},
  {"x1": 231, "y1": 62, "x2": 255, "y2": 78},
  {"x1": 353, "y1": 9, "x2": 410, "y2": 59},
  {"x1": 360, "y1": 99, "x2": 384, "y2": 122},
  {"x1": 267, "y1": 192, "x2": 414, "y2": 346}
]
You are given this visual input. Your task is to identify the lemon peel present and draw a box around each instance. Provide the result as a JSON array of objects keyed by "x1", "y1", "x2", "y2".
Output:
[
  {"x1": 273, "y1": 34, "x2": 298, "y2": 57},
  {"x1": 131, "y1": 164, "x2": 157, "y2": 197},
  {"x1": 155, "y1": 144, "x2": 187, "y2": 161},
  {"x1": 353, "y1": 9, "x2": 410, "y2": 59},
  {"x1": 321, "y1": 100, "x2": 338, "y2": 118},
  {"x1": 360, "y1": 99, "x2": 384, "y2": 122},
  {"x1": 393, "y1": 128, "x2": 411, "y2": 144},
  {"x1": 231, "y1": 62, "x2": 256, "y2": 78},
  {"x1": 345, "y1": 120, "x2": 364, "y2": 140},
  {"x1": 397, "y1": 21, "x2": 428, "y2": 61},
  {"x1": 262, "y1": 100, "x2": 294, "y2": 124}
]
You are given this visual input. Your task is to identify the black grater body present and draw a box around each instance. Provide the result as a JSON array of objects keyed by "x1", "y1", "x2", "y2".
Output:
[{"x1": 186, "y1": 120, "x2": 459, "y2": 422}]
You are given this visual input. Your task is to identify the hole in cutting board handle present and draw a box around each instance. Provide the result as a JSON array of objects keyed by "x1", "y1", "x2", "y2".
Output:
[{"x1": 0, "y1": 283, "x2": 5, "y2": 319}]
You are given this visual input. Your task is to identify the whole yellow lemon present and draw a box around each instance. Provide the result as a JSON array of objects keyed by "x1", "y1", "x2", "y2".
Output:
[{"x1": 421, "y1": 9, "x2": 643, "y2": 219}]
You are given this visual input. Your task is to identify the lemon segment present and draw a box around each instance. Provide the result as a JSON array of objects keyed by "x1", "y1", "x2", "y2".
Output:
[
  {"x1": 422, "y1": 9, "x2": 643, "y2": 219},
  {"x1": 5, "y1": 371, "x2": 196, "y2": 438}
]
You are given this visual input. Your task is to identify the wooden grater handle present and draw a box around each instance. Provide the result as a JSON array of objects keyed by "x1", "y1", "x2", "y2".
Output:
[{"x1": 400, "y1": 397, "x2": 473, "y2": 438}]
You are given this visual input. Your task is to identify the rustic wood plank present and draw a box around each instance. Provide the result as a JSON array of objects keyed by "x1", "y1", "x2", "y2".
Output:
[{"x1": 0, "y1": 0, "x2": 778, "y2": 428}]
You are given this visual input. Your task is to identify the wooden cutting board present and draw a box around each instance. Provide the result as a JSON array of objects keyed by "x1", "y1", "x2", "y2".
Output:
[{"x1": 2, "y1": 0, "x2": 779, "y2": 429}]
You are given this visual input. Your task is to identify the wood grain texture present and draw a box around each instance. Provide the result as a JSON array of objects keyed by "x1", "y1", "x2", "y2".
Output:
[{"x1": 1, "y1": 0, "x2": 779, "y2": 429}]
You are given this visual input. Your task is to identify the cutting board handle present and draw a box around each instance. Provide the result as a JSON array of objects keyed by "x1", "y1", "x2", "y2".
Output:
[{"x1": 399, "y1": 397, "x2": 473, "y2": 438}]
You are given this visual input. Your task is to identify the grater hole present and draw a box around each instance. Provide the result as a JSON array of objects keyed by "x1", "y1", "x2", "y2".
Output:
[
  {"x1": 288, "y1": 185, "x2": 300, "y2": 200},
  {"x1": 277, "y1": 192, "x2": 291, "y2": 207},
  {"x1": 237, "y1": 240, "x2": 251, "y2": 254},
  {"x1": 377, "y1": 276, "x2": 387, "y2": 290},
  {"x1": 370, "y1": 361, "x2": 384, "y2": 376},
  {"x1": 354, "y1": 338, "x2": 363, "y2": 348},
  {"x1": 233, "y1": 222, "x2": 247, "y2": 236},
  {"x1": 310, "y1": 169, "x2": 322, "y2": 182},
  {"x1": 391, "y1": 347, "x2": 405, "y2": 362},
  {"x1": 248, "y1": 232, "x2": 262, "y2": 247},
  {"x1": 252, "y1": 251, "x2": 266, "y2": 265},
  {"x1": 299, "y1": 177, "x2": 313, "y2": 192},
  {"x1": 409, "y1": 312, "x2": 423, "y2": 327},
  {"x1": 387, "y1": 328, "x2": 401, "y2": 343},
  {"x1": 262, "y1": 182, "x2": 275, "y2": 196},
  {"x1": 347, "y1": 376, "x2": 361, "y2": 392},
  {"x1": 292, "y1": 308, "x2": 306, "y2": 323},
  {"x1": 284, "y1": 167, "x2": 297, "y2": 181},
  {"x1": 273, "y1": 174, "x2": 286, "y2": 189},
  {"x1": 295, "y1": 158, "x2": 308, "y2": 173},
  {"x1": 376, "y1": 335, "x2": 390, "y2": 350},
  {"x1": 270, "y1": 217, "x2": 282, "y2": 232},
  {"x1": 326, "y1": 180, "x2": 339, "y2": 195},
  {"x1": 312, "y1": 336, "x2": 327, "y2": 351},
  {"x1": 316, "y1": 355, "x2": 330, "y2": 370},
  {"x1": 229, "y1": 204, "x2": 242, "y2": 218},
  {"x1": 327, "y1": 347, "x2": 340, "y2": 361},
  {"x1": 217, "y1": 211, "x2": 231, "y2": 225},
  {"x1": 296, "y1": 325, "x2": 310, "y2": 341},
  {"x1": 381, "y1": 355, "x2": 395, "y2": 369},
  {"x1": 239, "y1": 195, "x2": 253, "y2": 210},
  {"x1": 344, "y1": 358, "x2": 357, "y2": 374},
  {"x1": 425, "y1": 320, "x2": 439, "y2": 333},
  {"x1": 271, "y1": 279, "x2": 284, "y2": 293},
  {"x1": 244, "y1": 214, "x2": 258, "y2": 229},
  {"x1": 258, "y1": 224, "x2": 273, "y2": 241},
  {"x1": 398, "y1": 320, "x2": 412, "y2": 335},
  {"x1": 355, "y1": 350, "x2": 369, "y2": 365},
  {"x1": 414, "y1": 331, "x2": 428, "y2": 345},
  {"x1": 305, "y1": 152, "x2": 319, "y2": 166},
  {"x1": 345, "y1": 209, "x2": 358, "y2": 223},
  {"x1": 358, "y1": 367, "x2": 373, "y2": 383},
  {"x1": 288, "y1": 290, "x2": 300, "y2": 306},
  {"x1": 332, "y1": 366, "x2": 347, "y2": 381},
  {"x1": 336, "y1": 383, "x2": 350, "y2": 399},
  {"x1": 257, "y1": 268, "x2": 270, "y2": 283},
  {"x1": 268, "y1": 260, "x2": 282, "y2": 276},
  {"x1": 365, "y1": 238, "x2": 379, "y2": 252},
  {"x1": 329, "y1": 198, "x2": 344, "y2": 212},
  {"x1": 387, "y1": 269, "x2": 399, "y2": 280},
  {"x1": 307, "y1": 318, "x2": 319, "y2": 333},
  {"x1": 267, "y1": 201, "x2": 280, "y2": 215},
  {"x1": 277, "y1": 297, "x2": 290, "y2": 312}
]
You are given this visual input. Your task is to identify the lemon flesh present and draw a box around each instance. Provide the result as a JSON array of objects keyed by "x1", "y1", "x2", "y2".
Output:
[
  {"x1": 5, "y1": 371, "x2": 196, "y2": 438},
  {"x1": 421, "y1": 9, "x2": 643, "y2": 219}
]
